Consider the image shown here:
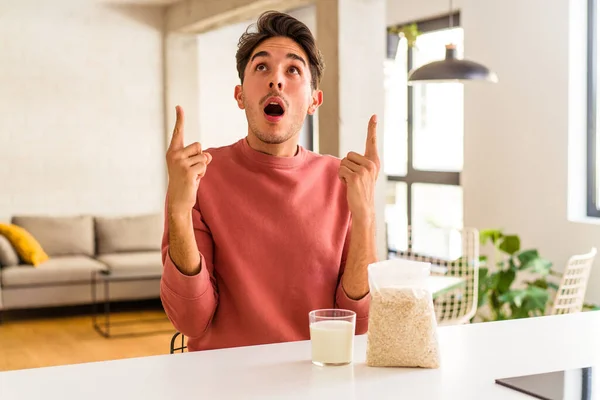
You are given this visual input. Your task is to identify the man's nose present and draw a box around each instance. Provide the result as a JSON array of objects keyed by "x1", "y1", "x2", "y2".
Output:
[{"x1": 269, "y1": 81, "x2": 283, "y2": 90}]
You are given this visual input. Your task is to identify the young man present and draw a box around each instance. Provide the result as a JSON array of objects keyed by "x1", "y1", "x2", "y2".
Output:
[{"x1": 160, "y1": 10, "x2": 379, "y2": 352}]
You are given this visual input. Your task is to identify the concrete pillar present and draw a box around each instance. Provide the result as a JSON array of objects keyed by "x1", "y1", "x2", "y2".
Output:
[{"x1": 316, "y1": 0, "x2": 387, "y2": 259}]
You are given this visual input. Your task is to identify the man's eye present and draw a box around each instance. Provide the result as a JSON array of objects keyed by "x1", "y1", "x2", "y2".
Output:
[
  {"x1": 289, "y1": 66, "x2": 299, "y2": 74},
  {"x1": 256, "y1": 64, "x2": 267, "y2": 71}
]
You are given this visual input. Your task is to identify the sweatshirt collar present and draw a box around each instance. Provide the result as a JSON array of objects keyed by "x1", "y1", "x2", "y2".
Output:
[{"x1": 237, "y1": 137, "x2": 306, "y2": 169}]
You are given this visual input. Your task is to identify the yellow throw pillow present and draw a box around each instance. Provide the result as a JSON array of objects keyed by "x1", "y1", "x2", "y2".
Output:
[{"x1": 0, "y1": 223, "x2": 49, "y2": 266}]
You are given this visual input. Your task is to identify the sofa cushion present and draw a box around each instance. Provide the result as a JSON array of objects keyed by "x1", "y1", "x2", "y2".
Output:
[
  {"x1": 95, "y1": 213, "x2": 162, "y2": 255},
  {"x1": 1, "y1": 256, "x2": 107, "y2": 287},
  {"x1": 0, "y1": 223, "x2": 49, "y2": 266},
  {"x1": 96, "y1": 251, "x2": 162, "y2": 275},
  {"x1": 0, "y1": 234, "x2": 20, "y2": 267},
  {"x1": 11, "y1": 215, "x2": 94, "y2": 257}
]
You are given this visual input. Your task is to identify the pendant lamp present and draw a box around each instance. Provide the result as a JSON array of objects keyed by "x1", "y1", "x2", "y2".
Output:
[{"x1": 407, "y1": 0, "x2": 498, "y2": 84}]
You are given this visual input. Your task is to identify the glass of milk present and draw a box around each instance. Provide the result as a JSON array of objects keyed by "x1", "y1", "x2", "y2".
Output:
[{"x1": 309, "y1": 309, "x2": 356, "y2": 366}]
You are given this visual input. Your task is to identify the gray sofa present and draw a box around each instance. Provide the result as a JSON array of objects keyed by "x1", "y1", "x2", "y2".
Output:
[{"x1": 0, "y1": 213, "x2": 164, "y2": 313}]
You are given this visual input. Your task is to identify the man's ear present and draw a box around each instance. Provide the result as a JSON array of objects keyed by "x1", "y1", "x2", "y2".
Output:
[
  {"x1": 307, "y1": 89, "x2": 323, "y2": 115},
  {"x1": 234, "y1": 85, "x2": 244, "y2": 110}
]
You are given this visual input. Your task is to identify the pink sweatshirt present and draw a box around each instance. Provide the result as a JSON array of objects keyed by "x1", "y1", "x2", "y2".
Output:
[{"x1": 160, "y1": 138, "x2": 370, "y2": 352}]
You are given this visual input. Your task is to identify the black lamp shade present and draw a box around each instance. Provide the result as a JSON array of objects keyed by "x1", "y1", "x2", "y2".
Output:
[{"x1": 408, "y1": 45, "x2": 498, "y2": 84}]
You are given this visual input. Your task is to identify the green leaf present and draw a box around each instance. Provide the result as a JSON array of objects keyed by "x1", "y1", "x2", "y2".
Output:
[
  {"x1": 497, "y1": 269, "x2": 516, "y2": 293},
  {"x1": 477, "y1": 268, "x2": 489, "y2": 307},
  {"x1": 499, "y1": 289, "x2": 526, "y2": 307},
  {"x1": 517, "y1": 249, "x2": 539, "y2": 265},
  {"x1": 474, "y1": 234, "x2": 556, "y2": 322},
  {"x1": 489, "y1": 271, "x2": 502, "y2": 290},
  {"x1": 490, "y1": 289, "x2": 502, "y2": 311},
  {"x1": 479, "y1": 267, "x2": 489, "y2": 284},
  {"x1": 522, "y1": 286, "x2": 549, "y2": 313},
  {"x1": 396, "y1": 23, "x2": 421, "y2": 47},
  {"x1": 529, "y1": 279, "x2": 548, "y2": 289},
  {"x1": 499, "y1": 235, "x2": 520, "y2": 255},
  {"x1": 480, "y1": 229, "x2": 503, "y2": 246},
  {"x1": 495, "y1": 304, "x2": 507, "y2": 320},
  {"x1": 478, "y1": 294, "x2": 488, "y2": 308},
  {"x1": 508, "y1": 257, "x2": 517, "y2": 271},
  {"x1": 521, "y1": 257, "x2": 553, "y2": 274},
  {"x1": 511, "y1": 304, "x2": 531, "y2": 319},
  {"x1": 500, "y1": 287, "x2": 549, "y2": 318}
]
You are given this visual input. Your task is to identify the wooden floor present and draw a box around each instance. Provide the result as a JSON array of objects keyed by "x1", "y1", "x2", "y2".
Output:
[{"x1": 0, "y1": 303, "x2": 177, "y2": 372}]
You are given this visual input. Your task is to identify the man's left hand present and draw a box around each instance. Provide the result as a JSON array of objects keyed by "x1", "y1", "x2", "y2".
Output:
[{"x1": 338, "y1": 115, "x2": 380, "y2": 223}]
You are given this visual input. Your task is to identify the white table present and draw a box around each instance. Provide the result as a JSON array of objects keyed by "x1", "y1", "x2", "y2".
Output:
[{"x1": 2, "y1": 311, "x2": 599, "y2": 399}]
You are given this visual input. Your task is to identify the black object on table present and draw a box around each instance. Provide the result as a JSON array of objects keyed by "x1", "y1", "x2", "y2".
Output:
[{"x1": 495, "y1": 366, "x2": 595, "y2": 400}]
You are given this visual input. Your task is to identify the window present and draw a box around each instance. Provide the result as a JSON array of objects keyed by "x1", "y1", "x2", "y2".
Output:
[
  {"x1": 384, "y1": 14, "x2": 464, "y2": 258},
  {"x1": 588, "y1": 0, "x2": 600, "y2": 217}
]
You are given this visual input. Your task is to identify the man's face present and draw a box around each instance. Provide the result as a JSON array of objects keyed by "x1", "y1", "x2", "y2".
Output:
[{"x1": 235, "y1": 36, "x2": 322, "y2": 146}]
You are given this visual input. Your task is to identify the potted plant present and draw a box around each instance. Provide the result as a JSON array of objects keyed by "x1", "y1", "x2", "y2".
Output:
[
  {"x1": 475, "y1": 229, "x2": 560, "y2": 321},
  {"x1": 388, "y1": 23, "x2": 421, "y2": 49}
]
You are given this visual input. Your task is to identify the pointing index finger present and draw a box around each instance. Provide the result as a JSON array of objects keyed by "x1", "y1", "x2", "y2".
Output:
[
  {"x1": 364, "y1": 114, "x2": 379, "y2": 162},
  {"x1": 169, "y1": 105, "x2": 185, "y2": 151}
]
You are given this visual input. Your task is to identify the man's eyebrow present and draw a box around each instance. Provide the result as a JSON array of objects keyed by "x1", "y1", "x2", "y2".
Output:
[
  {"x1": 250, "y1": 51, "x2": 270, "y2": 63},
  {"x1": 250, "y1": 51, "x2": 307, "y2": 66},
  {"x1": 287, "y1": 53, "x2": 306, "y2": 66}
]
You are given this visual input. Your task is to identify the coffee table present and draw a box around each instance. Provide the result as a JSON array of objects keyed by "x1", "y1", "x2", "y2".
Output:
[{"x1": 91, "y1": 269, "x2": 172, "y2": 338}]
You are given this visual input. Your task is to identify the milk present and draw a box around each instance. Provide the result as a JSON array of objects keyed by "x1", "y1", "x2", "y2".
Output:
[{"x1": 310, "y1": 320, "x2": 354, "y2": 366}]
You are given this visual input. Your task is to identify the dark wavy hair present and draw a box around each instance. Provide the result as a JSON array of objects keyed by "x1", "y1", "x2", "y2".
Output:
[{"x1": 235, "y1": 11, "x2": 325, "y2": 90}]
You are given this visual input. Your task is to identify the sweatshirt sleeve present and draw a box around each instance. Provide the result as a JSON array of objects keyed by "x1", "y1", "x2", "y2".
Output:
[
  {"x1": 160, "y1": 200, "x2": 218, "y2": 340},
  {"x1": 334, "y1": 220, "x2": 371, "y2": 335}
]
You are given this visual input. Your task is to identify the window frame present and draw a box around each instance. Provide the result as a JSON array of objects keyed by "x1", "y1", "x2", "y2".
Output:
[
  {"x1": 587, "y1": 0, "x2": 599, "y2": 217},
  {"x1": 386, "y1": 13, "x2": 462, "y2": 250}
]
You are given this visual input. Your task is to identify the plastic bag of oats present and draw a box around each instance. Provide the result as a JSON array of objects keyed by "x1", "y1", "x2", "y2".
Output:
[{"x1": 366, "y1": 259, "x2": 440, "y2": 368}]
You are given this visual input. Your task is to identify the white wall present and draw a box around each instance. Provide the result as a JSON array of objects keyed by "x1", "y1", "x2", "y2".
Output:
[
  {"x1": 196, "y1": 5, "x2": 316, "y2": 150},
  {"x1": 165, "y1": 33, "x2": 202, "y2": 150},
  {"x1": 0, "y1": 1, "x2": 166, "y2": 220},
  {"x1": 334, "y1": 0, "x2": 387, "y2": 261},
  {"x1": 387, "y1": 0, "x2": 600, "y2": 303},
  {"x1": 387, "y1": 0, "x2": 462, "y2": 26},
  {"x1": 197, "y1": 20, "x2": 251, "y2": 149}
]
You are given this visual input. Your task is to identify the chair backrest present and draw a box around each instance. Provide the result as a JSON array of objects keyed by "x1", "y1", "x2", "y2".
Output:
[
  {"x1": 170, "y1": 331, "x2": 187, "y2": 354},
  {"x1": 392, "y1": 225, "x2": 480, "y2": 325},
  {"x1": 551, "y1": 247, "x2": 597, "y2": 315}
]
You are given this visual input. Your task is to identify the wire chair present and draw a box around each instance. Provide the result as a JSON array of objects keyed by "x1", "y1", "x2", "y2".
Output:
[
  {"x1": 390, "y1": 225, "x2": 480, "y2": 326},
  {"x1": 551, "y1": 247, "x2": 597, "y2": 315}
]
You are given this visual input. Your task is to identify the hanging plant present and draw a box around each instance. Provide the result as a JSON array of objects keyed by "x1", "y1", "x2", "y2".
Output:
[{"x1": 388, "y1": 23, "x2": 421, "y2": 48}]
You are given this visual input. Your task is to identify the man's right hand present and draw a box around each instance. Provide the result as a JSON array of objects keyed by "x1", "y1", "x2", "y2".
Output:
[{"x1": 166, "y1": 105, "x2": 212, "y2": 215}]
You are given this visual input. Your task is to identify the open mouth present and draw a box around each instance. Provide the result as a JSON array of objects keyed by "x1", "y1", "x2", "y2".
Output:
[
  {"x1": 264, "y1": 103, "x2": 284, "y2": 116},
  {"x1": 263, "y1": 97, "x2": 285, "y2": 120}
]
